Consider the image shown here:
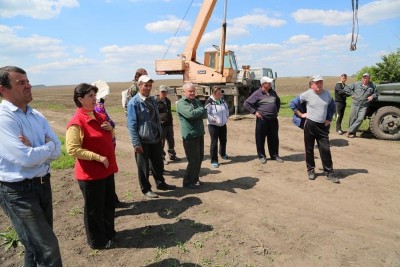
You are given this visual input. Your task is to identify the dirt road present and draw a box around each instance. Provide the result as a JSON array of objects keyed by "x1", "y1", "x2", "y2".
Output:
[{"x1": 1, "y1": 85, "x2": 400, "y2": 266}]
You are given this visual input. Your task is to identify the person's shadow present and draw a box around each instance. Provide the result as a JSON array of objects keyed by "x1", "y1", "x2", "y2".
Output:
[
  {"x1": 145, "y1": 259, "x2": 200, "y2": 267},
  {"x1": 330, "y1": 138, "x2": 350, "y2": 147},
  {"x1": 157, "y1": 176, "x2": 259, "y2": 198},
  {"x1": 116, "y1": 218, "x2": 213, "y2": 249},
  {"x1": 115, "y1": 196, "x2": 202, "y2": 219},
  {"x1": 335, "y1": 168, "x2": 368, "y2": 179}
]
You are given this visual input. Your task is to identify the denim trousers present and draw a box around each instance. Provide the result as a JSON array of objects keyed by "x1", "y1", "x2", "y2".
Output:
[
  {"x1": 208, "y1": 124, "x2": 227, "y2": 163},
  {"x1": 0, "y1": 177, "x2": 62, "y2": 267},
  {"x1": 182, "y1": 136, "x2": 204, "y2": 186},
  {"x1": 161, "y1": 125, "x2": 176, "y2": 158},
  {"x1": 134, "y1": 141, "x2": 166, "y2": 193}
]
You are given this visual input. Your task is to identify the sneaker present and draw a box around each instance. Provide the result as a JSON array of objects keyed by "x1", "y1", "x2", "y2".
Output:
[
  {"x1": 337, "y1": 130, "x2": 344, "y2": 135},
  {"x1": 347, "y1": 133, "x2": 355, "y2": 138},
  {"x1": 221, "y1": 154, "x2": 229, "y2": 160},
  {"x1": 259, "y1": 157, "x2": 267, "y2": 164},
  {"x1": 273, "y1": 156, "x2": 284, "y2": 163},
  {"x1": 156, "y1": 183, "x2": 176, "y2": 191},
  {"x1": 211, "y1": 162, "x2": 219, "y2": 168},
  {"x1": 308, "y1": 170, "x2": 316, "y2": 180},
  {"x1": 170, "y1": 155, "x2": 181, "y2": 161},
  {"x1": 326, "y1": 172, "x2": 340, "y2": 183},
  {"x1": 144, "y1": 190, "x2": 159, "y2": 198}
]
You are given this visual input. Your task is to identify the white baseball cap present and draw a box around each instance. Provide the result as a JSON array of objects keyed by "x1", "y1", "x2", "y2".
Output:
[
  {"x1": 138, "y1": 75, "x2": 154, "y2": 83},
  {"x1": 260, "y1": 76, "x2": 274, "y2": 84},
  {"x1": 311, "y1": 75, "x2": 324, "y2": 82}
]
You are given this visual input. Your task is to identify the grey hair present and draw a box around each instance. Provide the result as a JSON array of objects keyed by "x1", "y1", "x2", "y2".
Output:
[{"x1": 183, "y1": 83, "x2": 195, "y2": 91}]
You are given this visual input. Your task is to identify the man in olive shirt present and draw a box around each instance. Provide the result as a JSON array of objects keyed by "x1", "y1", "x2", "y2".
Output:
[{"x1": 176, "y1": 83, "x2": 207, "y2": 188}]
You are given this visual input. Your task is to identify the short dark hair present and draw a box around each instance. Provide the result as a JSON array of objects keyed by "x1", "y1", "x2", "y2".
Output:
[
  {"x1": 341, "y1": 74, "x2": 347, "y2": 78},
  {"x1": 134, "y1": 68, "x2": 147, "y2": 82},
  {"x1": 0, "y1": 66, "x2": 26, "y2": 90},
  {"x1": 73, "y1": 83, "x2": 98, "y2": 107}
]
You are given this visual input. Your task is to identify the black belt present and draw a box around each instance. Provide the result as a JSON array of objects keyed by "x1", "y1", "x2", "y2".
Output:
[{"x1": 0, "y1": 173, "x2": 50, "y2": 185}]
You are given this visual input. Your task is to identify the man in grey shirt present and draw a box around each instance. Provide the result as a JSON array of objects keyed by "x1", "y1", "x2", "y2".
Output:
[
  {"x1": 293, "y1": 75, "x2": 339, "y2": 183},
  {"x1": 344, "y1": 73, "x2": 377, "y2": 138}
]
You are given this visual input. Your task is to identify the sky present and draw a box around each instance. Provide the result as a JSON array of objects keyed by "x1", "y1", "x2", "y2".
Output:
[{"x1": 1, "y1": 0, "x2": 400, "y2": 86}]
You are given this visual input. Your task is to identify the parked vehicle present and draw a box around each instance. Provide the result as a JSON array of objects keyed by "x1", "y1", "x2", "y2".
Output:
[{"x1": 367, "y1": 82, "x2": 400, "y2": 140}]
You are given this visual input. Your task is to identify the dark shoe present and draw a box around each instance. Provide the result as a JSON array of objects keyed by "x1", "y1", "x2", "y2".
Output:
[
  {"x1": 308, "y1": 170, "x2": 316, "y2": 180},
  {"x1": 337, "y1": 130, "x2": 344, "y2": 135},
  {"x1": 273, "y1": 156, "x2": 284, "y2": 163},
  {"x1": 170, "y1": 155, "x2": 181, "y2": 161},
  {"x1": 259, "y1": 157, "x2": 267, "y2": 164},
  {"x1": 221, "y1": 154, "x2": 229, "y2": 160},
  {"x1": 326, "y1": 172, "x2": 340, "y2": 183},
  {"x1": 183, "y1": 181, "x2": 202, "y2": 189},
  {"x1": 156, "y1": 183, "x2": 176, "y2": 191},
  {"x1": 144, "y1": 190, "x2": 159, "y2": 198}
]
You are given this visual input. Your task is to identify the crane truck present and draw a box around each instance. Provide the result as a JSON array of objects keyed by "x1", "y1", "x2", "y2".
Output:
[{"x1": 155, "y1": 0, "x2": 276, "y2": 115}]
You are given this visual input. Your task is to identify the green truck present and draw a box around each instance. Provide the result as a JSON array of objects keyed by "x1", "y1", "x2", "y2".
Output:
[{"x1": 367, "y1": 82, "x2": 400, "y2": 140}]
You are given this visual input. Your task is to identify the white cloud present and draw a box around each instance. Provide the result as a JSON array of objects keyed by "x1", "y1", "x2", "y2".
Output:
[
  {"x1": 0, "y1": 0, "x2": 79, "y2": 19},
  {"x1": 231, "y1": 14, "x2": 286, "y2": 28},
  {"x1": 292, "y1": 0, "x2": 400, "y2": 26},
  {"x1": 0, "y1": 25, "x2": 67, "y2": 58},
  {"x1": 285, "y1": 35, "x2": 315, "y2": 44},
  {"x1": 145, "y1": 16, "x2": 191, "y2": 33}
]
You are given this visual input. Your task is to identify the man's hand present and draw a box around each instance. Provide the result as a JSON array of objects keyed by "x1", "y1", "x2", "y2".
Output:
[
  {"x1": 255, "y1": 111, "x2": 263, "y2": 119},
  {"x1": 367, "y1": 95, "x2": 374, "y2": 102},
  {"x1": 324, "y1": 120, "x2": 331, "y2": 126},
  {"x1": 134, "y1": 146, "x2": 144, "y2": 153},
  {"x1": 19, "y1": 135, "x2": 32, "y2": 147}
]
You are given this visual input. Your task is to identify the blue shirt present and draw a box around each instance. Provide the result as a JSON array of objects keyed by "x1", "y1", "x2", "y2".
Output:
[{"x1": 0, "y1": 100, "x2": 61, "y2": 182}]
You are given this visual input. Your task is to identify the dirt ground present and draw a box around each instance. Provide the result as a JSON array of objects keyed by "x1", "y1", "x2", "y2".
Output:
[{"x1": 1, "y1": 78, "x2": 400, "y2": 267}]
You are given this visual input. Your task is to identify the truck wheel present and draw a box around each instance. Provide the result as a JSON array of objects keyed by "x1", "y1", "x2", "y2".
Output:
[
  {"x1": 238, "y1": 95, "x2": 247, "y2": 114},
  {"x1": 370, "y1": 106, "x2": 400, "y2": 140}
]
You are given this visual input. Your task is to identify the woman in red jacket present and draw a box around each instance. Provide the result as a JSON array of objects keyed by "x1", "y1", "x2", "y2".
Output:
[{"x1": 66, "y1": 83, "x2": 118, "y2": 249}]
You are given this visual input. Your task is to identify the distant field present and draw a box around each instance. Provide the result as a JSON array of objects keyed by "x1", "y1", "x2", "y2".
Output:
[{"x1": 33, "y1": 76, "x2": 356, "y2": 97}]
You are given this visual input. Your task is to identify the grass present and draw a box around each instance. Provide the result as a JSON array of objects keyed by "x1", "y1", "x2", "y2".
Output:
[
  {"x1": 51, "y1": 136, "x2": 75, "y2": 170},
  {"x1": 279, "y1": 94, "x2": 370, "y2": 132},
  {"x1": 0, "y1": 227, "x2": 22, "y2": 251}
]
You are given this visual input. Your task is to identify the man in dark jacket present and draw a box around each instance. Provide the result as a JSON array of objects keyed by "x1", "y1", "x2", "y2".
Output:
[
  {"x1": 156, "y1": 85, "x2": 180, "y2": 165},
  {"x1": 243, "y1": 76, "x2": 283, "y2": 164},
  {"x1": 334, "y1": 74, "x2": 350, "y2": 135}
]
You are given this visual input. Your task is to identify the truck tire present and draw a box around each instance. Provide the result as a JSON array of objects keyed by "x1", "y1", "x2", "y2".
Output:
[{"x1": 369, "y1": 106, "x2": 400, "y2": 140}]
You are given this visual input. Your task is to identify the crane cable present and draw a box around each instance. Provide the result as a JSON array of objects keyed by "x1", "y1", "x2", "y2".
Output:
[
  {"x1": 161, "y1": 0, "x2": 194, "y2": 59},
  {"x1": 350, "y1": 0, "x2": 359, "y2": 51}
]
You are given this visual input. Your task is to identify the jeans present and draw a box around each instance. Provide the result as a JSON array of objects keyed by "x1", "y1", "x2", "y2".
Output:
[
  {"x1": 135, "y1": 141, "x2": 166, "y2": 194},
  {"x1": 335, "y1": 101, "x2": 346, "y2": 132},
  {"x1": 182, "y1": 136, "x2": 204, "y2": 186},
  {"x1": 161, "y1": 125, "x2": 176, "y2": 158},
  {"x1": 208, "y1": 124, "x2": 227, "y2": 163},
  {"x1": 0, "y1": 176, "x2": 62, "y2": 267}
]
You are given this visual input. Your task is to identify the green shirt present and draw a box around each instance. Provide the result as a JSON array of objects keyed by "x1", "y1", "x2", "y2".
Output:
[{"x1": 176, "y1": 96, "x2": 207, "y2": 140}]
